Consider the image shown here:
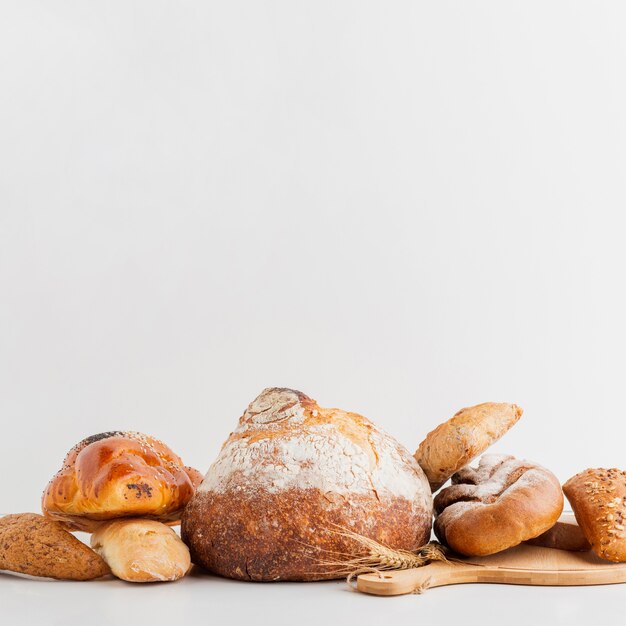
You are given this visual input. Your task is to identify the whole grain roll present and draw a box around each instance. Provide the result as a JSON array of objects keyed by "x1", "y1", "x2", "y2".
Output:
[
  {"x1": 0, "y1": 513, "x2": 110, "y2": 580},
  {"x1": 182, "y1": 388, "x2": 433, "y2": 581},
  {"x1": 563, "y1": 468, "x2": 626, "y2": 562}
]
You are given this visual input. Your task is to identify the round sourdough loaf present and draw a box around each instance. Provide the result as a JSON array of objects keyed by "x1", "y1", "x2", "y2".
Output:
[{"x1": 181, "y1": 388, "x2": 433, "y2": 581}]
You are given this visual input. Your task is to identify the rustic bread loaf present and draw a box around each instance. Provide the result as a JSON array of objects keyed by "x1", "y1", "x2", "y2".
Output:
[
  {"x1": 563, "y1": 468, "x2": 626, "y2": 562},
  {"x1": 0, "y1": 513, "x2": 109, "y2": 580},
  {"x1": 91, "y1": 519, "x2": 191, "y2": 582},
  {"x1": 42, "y1": 431, "x2": 202, "y2": 531},
  {"x1": 182, "y1": 387, "x2": 433, "y2": 581},
  {"x1": 434, "y1": 454, "x2": 563, "y2": 556},
  {"x1": 526, "y1": 513, "x2": 591, "y2": 551},
  {"x1": 415, "y1": 402, "x2": 523, "y2": 492}
]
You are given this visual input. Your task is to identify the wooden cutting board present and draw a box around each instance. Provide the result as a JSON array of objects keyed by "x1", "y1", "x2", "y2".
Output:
[{"x1": 356, "y1": 543, "x2": 626, "y2": 596}]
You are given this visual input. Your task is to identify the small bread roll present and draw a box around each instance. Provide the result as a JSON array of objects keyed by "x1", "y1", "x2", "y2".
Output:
[
  {"x1": 526, "y1": 513, "x2": 591, "y2": 551},
  {"x1": 91, "y1": 519, "x2": 191, "y2": 582},
  {"x1": 415, "y1": 402, "x2": 523, "y2": 492}
]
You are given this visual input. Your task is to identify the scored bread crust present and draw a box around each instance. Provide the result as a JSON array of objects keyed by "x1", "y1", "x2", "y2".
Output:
[
  {"x1": 42, "y1": 431, "x2": 203, "y2": 531},
  {"x1": 414, "y1": 402, "x2": 523, "y2": 492},
  {"x1": 182, "y1": 388, "x2": 433, "y2": 581},
  {"x1": 434, "y1": 454, "x2": 564, "y2": 556},
  {"x1": 91, "y1": 519, "x2": 191, "y2": 582},
  {"x1": 563, "y1": 468, "x2": 626, "y2": 562},
  {"x1": 0, "y1": 513, "x2": 110, "y2": 580}
]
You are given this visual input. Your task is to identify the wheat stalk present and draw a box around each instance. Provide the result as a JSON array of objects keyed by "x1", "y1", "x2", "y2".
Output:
[{"x1": 311, "y1": 525, "x2": 452, "y2": 583}]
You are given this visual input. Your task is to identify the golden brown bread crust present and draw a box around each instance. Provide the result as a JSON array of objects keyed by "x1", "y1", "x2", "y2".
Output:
[
  {"x1": 526, "y1": 513, "x2": 591, "y2": 551},
  {"x1": 91, "y1": 519, "x2": 191, "y2": 582},
  {"x1": 42, "y1": 431, "x2": 202, "y2": 531},
  {"x1": 415, "y1": 402, "x2": 523, "y2": 492},
  {"x1": 434, "y1": 454, "x2": 563, "y2": 556},
  {"x1": 563, "y1": 468, "x2": 626, "y2": 562},
  {"x1": 182, "y1": 387, "x2": 433, "y2": 581},
  {"x1": 183, "y1": 488, "x2": 431, "y2": 581},
  {"x1": 0, "y1": 513, "x2": 110, "y2": 580}
]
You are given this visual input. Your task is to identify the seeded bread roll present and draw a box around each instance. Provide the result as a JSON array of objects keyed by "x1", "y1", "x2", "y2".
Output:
[
  {"x1": 434, "y1": 454, "x2": 563, "y2": 556},
  {"x1": 0, "y1": 513, "x2": 109, "y2": 580},
  {"x1": 42, "y1": 431, "x2": 203, "y2": 531},
  {"x1": 415, "y1": 402, "x2": 523, "y2": 492},
  {"x1": 563, "y1": 468, "x2": 626, "y2": 562},
  {"x1": 91, "y1": 519, "x2": 191, "y2": 582},
  {"x1": 182, "y1": 388, "x2": 433, "y2": 581}
]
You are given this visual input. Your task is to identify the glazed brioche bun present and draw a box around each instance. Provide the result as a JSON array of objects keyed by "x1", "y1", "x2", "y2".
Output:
[{"x1": 42, "y1": 431, "x2": 202, "y2": 531}]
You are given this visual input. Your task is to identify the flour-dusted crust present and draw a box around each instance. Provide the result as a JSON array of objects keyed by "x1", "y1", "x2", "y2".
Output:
[
  {"x1": 414, "y1": 402, "x2": 523, "y2": 492},
  {"x1": 42, "y1": 431, "x2": 203, "y2": 531},
  {"x1": 563, "y1": 468, "x2": 626, "y2": 562},
  {"x1": 0, "y1": 513, "x2": 110, "y2": 580},
  {"x1": 181, "y1": 388, "x2": 433, "y2": 581},
  {"x1": 433, "y1": 454, "x2": 563, "y2": 556}
]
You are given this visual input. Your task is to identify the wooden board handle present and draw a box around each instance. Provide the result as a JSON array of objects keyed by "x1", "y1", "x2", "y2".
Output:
[
  {"x1": 357, "y1": 562, "x2": 474, "y2": 596},
  {"x1": 356, "y1": 559, "x2": 626, "y2": 596}
]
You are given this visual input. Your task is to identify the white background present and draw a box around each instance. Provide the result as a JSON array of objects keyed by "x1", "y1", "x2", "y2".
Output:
[{"x1": 1, "y1": 2, "x2": 625, "y2": 623}]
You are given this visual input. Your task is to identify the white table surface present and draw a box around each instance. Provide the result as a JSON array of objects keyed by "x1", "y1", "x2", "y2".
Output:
[
  {"x1": 0, "y1": 518, "x2": 623, "y2": 625},
  {"x1": 2, "y1": 567, "x2": 626, "y2": 626},
  {"x1": 3, "y1": 523, "x2": 626, "y2": 626}
]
